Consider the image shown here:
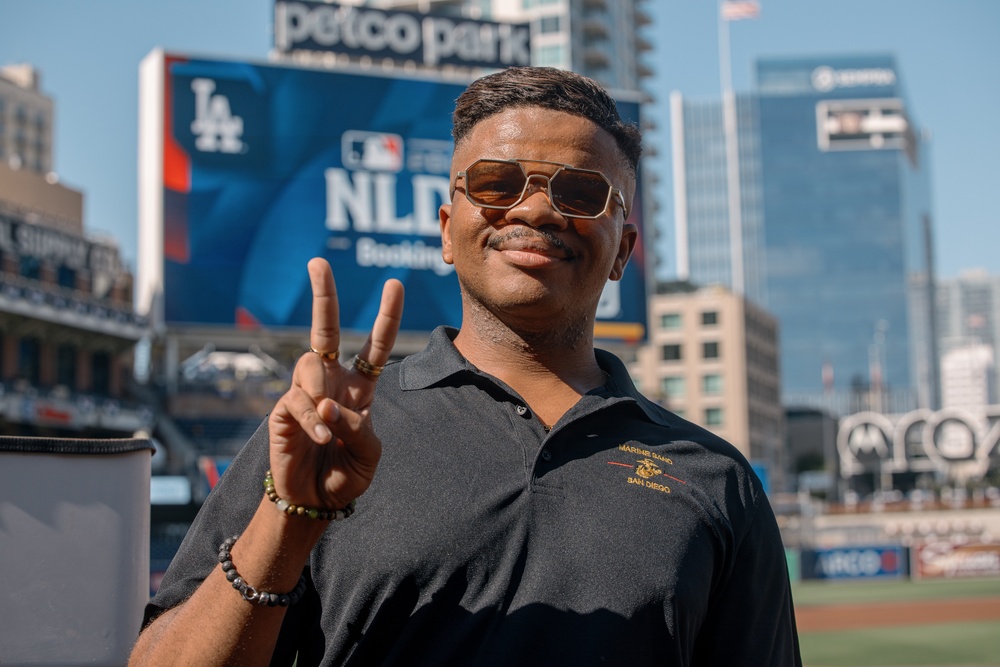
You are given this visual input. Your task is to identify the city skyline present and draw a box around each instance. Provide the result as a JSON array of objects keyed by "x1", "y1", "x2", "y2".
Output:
[{"x1": 0, "y1": 0, "x2": 998, "y2": 282}]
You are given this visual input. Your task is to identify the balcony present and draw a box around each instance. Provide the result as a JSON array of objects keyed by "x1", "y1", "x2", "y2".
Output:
[
  {"x1": 582, "y1": 49, "x2": 611, "y2": 69},
  {"x1": 0, "y1": 271, "x2": 147, "y2": 342},
  {"x1": 582, "y1": 19, "x2": 610, "y2": 40}
]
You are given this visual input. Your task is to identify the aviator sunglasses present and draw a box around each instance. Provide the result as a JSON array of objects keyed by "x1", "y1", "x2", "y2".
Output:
[{"x1": 452, "y1": 158, "x2": 629, "y2": 220}]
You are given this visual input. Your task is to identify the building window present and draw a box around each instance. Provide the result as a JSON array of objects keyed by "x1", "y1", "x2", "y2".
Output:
[
  {"x1": 57, "y1": 265, "x2": 76, "y2": 289},
  {"x1": 661, "y1": 376, "x2": 685, "y2": 398},
  {"x1": 537, "y1": 15, "x2": 561, "y2": 33},
  {"x1": 702, "y1": 311, "x2": 718, "y2": 326},
  {"x1": 56, "y1": 344, "x2": 77, "y2": 388},
  {"x1": 660, "y1": 313, "x2": 681, "y2": 330},
  {"x1": 19, "y1": 255, "x2": 41, "y2": 280},
  {"x1": 703, "y1": 341, "x2": 720, "y2": 359},
  {"x1": 702, "y1": 373, "x2": 723, "y2": 395},
  {"x1": 672, "y1": 408, "x2": 686, "y2": 419},
  {"x1": 535, "y1": 44, "x2": 564, "y2": 67},
  {"x1": 705, "y1": 407, "x2": 723, "y2": 426},
  {"x1": 18, "y1": 337, "x2": 41, "y2": 384},
  {"x1": 661, "y1": 344, "x2": 682, "y2": 361},
  {"x1": 92, "y1": 351, "x2": 111, "y2": 395}
]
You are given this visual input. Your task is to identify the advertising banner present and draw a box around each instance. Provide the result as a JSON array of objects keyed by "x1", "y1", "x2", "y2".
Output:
[
  {"x1": 140, "y1": 52, "x2": 648, "y2": 339},
  {"x1": 912, "y1": 540, "x2": 1000, "y2": 580},
  {"x1": 800, "y1": 546, "x2": 908, "y2": 580},
  {"x1": 274, "y1": 0, "x2": 531, "y2": 70}
]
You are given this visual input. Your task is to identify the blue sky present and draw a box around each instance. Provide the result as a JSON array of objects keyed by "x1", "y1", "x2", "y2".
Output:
[{"x1": 1, "y1": 0, "x2": 997, "y2": 280}]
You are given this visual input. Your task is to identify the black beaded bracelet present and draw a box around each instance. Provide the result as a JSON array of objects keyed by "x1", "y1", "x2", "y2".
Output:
[
  {"x1": 218, "y1": 535, "x2": 307, "y2": 607},
  {"x1": 263, "y1": 470, "x2": 356, "y2": 521}
]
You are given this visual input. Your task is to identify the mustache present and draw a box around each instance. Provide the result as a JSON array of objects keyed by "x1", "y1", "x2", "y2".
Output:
[{"x1": 486, "y1": 227, "x2": 575, "y2": 257}]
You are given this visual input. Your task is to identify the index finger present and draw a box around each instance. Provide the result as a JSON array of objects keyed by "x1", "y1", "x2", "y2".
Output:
[
  {"x1": 356, "y1": 279, "x2": 405, "y2": 368},
  {"x1": 308, "y1": 257, "x2": 341, "y2": 358}
]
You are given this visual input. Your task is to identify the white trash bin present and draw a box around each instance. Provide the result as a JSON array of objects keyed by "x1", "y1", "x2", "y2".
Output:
[{"x1": 0, "y1": 436, "x2": 154, "y2": 667}]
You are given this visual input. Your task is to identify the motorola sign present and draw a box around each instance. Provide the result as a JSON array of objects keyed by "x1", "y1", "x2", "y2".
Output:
[
  {"x1": 274, "y1": 0, "x2": 531, "y2": 70},
  {"x1": 837, "y1": 408, "x2": 1000, "y2": 482}
]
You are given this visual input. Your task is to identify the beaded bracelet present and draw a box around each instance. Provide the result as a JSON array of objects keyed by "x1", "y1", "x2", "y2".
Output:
[
  {"x1": 218, "y1": 535, "x2": 307, "y2": 607},
  {"x1": 263, "y1": 470, "x2": 357, "y2": 521}
]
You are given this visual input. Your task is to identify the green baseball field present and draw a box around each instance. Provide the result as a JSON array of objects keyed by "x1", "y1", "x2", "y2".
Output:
[{"x1": 793, "y1": 576, "x2": 1000, "y2": 666}]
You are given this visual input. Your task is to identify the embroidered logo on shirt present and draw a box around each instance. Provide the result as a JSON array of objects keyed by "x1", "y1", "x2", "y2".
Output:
[
  {"x1": 635, "y1": 458, "x2": 662, "y2": 479},
  {"x1": 607, "y1": 443, "x2": 687, "y2": 495}
]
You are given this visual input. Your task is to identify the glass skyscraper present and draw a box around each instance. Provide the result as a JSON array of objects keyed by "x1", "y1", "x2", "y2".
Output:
[{"x1": 672, "y1": 55, "x2": 937, "y2": 413}]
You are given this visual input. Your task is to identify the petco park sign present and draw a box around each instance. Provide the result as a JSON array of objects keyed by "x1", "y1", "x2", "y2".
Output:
[{"x1": 274, "y1": 0, "x2": 531, "y2": 70}]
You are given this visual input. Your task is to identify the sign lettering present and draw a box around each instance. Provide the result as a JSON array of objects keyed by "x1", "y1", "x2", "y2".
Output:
[{"x1": 274, "y1": 0, "x2": 530, "y2": 70}]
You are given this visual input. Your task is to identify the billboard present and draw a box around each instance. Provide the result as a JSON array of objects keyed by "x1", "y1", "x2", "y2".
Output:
[
  {"x1": 912, "y1": 540, "x2": 1000, "y2": 580},
  {"x1": 800, "y1": 546, "x2": 908, "y2": 580},
  {"x1": 138, "y1": 52, "x2": 648, "y2": 340},
  {"x1": 274, "y1": 0, "x2": 531, "y2": 70}
]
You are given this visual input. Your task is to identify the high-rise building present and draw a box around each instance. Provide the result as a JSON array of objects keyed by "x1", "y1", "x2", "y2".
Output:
[
  {"x1": 940, "y1": 343, "x2": 995, "y2": 410},
  {"x1": 631, "y1": 281, "x2": 785, "y2": 486},
  {"x1": 671, "y1": 92, "x2": 766, "y2": 304},
  {"x1": 937, "y1": 269, "x2": 1000, "y2": 404},
  {"x1": 375, "y1": 0, "x2": 654, "y2": 93},
  {"x1": 0, "y1": 64, "x2": 53, "y2": 175},
  {"x1": 670, "y1": 54, "x2": 936, "y2": 414}
]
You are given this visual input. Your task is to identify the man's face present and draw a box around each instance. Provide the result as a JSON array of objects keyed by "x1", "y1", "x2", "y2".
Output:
[{"x1": 439, "y1": 106, "x2": 637, "y2": 326}]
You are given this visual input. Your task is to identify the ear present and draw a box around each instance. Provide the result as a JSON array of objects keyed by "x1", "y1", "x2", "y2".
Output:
[
  {"x1": 439, "y1": 203, "x2": 454, "y2": 265},
  {"x1": 609, "y1": 223, "x2": 637, "y2": 281}
]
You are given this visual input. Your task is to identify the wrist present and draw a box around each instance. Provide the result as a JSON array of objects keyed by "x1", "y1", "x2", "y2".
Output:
[{"x1": 263, "y1": 470, "x2": 357, "y2": 521}]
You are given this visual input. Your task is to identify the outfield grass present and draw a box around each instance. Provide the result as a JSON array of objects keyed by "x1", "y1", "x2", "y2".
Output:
[
  {"x1": 800, "y1": 621, "x2": 1000, "y2": 667},
  {"x1": 794, "y1": 577, "x2": 1000, "y2": 667},
  {"x1": 793, "y1": 576, "x2": 1000, "y2": 606}
]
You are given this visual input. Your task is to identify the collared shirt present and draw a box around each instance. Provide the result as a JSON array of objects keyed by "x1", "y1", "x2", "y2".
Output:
[{"x1": 146, "y1": 326, "x2": 801, "y2": 666}]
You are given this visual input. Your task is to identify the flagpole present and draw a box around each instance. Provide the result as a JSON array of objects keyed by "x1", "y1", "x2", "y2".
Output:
[{"x1": 718, "y1": 1, "x2": 745, "y2": 296}]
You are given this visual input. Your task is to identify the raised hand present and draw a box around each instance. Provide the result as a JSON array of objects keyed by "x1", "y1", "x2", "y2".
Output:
[{"x1": 268, "y1": 258, "x2": 404, "y2": 512}]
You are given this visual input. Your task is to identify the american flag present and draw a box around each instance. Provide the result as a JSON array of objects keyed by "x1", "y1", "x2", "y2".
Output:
[{"x1": 721, "y1": 0, "x2": 761, "y2": 21}]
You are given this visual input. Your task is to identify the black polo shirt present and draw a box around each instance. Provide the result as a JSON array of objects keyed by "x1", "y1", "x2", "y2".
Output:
[{"x1": 146, "y1": 326, "x2": 800, "y2": 666}]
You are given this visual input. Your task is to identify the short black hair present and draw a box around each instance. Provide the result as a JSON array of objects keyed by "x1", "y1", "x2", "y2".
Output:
[{"x1": 453, "y1": 67, "x2": 642, "y2": 174}]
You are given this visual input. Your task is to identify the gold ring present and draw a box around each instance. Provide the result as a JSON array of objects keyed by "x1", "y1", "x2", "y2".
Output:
[
  {"x1": 310, "y1": 346, "x2": 340, "y2": 362},
  {"x1": 352, "y1": 354, "x2": 384, "y2": 379}
]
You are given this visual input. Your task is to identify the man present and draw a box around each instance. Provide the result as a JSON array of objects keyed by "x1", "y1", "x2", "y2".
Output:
[{"x1": 131, "y1": 67, "x2": 801, "y2": 666}]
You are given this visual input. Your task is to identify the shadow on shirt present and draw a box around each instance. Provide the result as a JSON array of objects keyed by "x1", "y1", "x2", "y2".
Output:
[{"x1": 282, "y1": 564, "x2": 677, "y2": 667}]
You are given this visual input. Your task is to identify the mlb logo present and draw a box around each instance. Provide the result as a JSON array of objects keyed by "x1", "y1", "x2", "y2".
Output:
[{"x1": 342, "y1": 131, "x2": 404, "y2": 172}]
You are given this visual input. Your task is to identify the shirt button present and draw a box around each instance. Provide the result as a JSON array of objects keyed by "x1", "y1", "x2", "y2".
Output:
[
  {"x1": 515, "y1": 404, "x2": 528, "y2": 416},
  {"x1": 540, "y1": 449, "x2": 552, "y2": 462}
]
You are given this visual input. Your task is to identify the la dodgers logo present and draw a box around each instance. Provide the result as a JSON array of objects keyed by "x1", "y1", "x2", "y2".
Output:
[{"x1": 190, "y1": 78, "x2": 244, "y2": 154}]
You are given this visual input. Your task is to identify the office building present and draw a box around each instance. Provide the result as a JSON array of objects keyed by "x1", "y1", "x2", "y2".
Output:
[
  {"x1": 374, "y1": 0, "x2": 654, "y2": 93},
  {"x1": 0, "y1": 64, "x2": 53, "y2": 175},
  {"x1": 631, "y1": 281, "x2": 785, "y2": 486},
  {"x1": 940, "y1": 343, "x2": 995, "y2": 410},
  {"x1": 937, "y1": 269, "x2": 1000, "y2": 404},
  {"x1": 671, "y1": 55, "x2": 936, "y2": 414},
  {"x1": 671, "y1": 91, "x2": 766, "y2": 304},
  {"x1": 0, "y1": 68, "x2": 148, "y2": 438}
]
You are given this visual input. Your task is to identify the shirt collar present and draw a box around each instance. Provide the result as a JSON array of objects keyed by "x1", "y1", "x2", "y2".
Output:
[{"x1": 398, "y1": 326, "x2": 672, "y2": 428}]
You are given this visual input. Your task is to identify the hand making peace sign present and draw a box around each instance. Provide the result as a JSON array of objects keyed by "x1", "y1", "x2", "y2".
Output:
[{"x1": 268, "y1": 258, "x2": 404, "y2": 513}]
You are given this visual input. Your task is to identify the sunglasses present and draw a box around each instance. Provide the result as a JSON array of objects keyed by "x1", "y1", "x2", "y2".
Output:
[{"x1": 452, "y1": 158, "x2": 628, "y2": 220}]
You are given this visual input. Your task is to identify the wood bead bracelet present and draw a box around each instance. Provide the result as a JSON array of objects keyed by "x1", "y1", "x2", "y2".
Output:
[
  {"x1": 219, "y1": 534, "x2": 307, "y2": 607},
  {"x1": 263, "y1": 470, "x2": 357, "y2": 521}
]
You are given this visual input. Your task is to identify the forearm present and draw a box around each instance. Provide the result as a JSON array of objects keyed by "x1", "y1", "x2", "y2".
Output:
[{"x1": 129, "y1": 499, "x2": 328, "y2": 667}]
